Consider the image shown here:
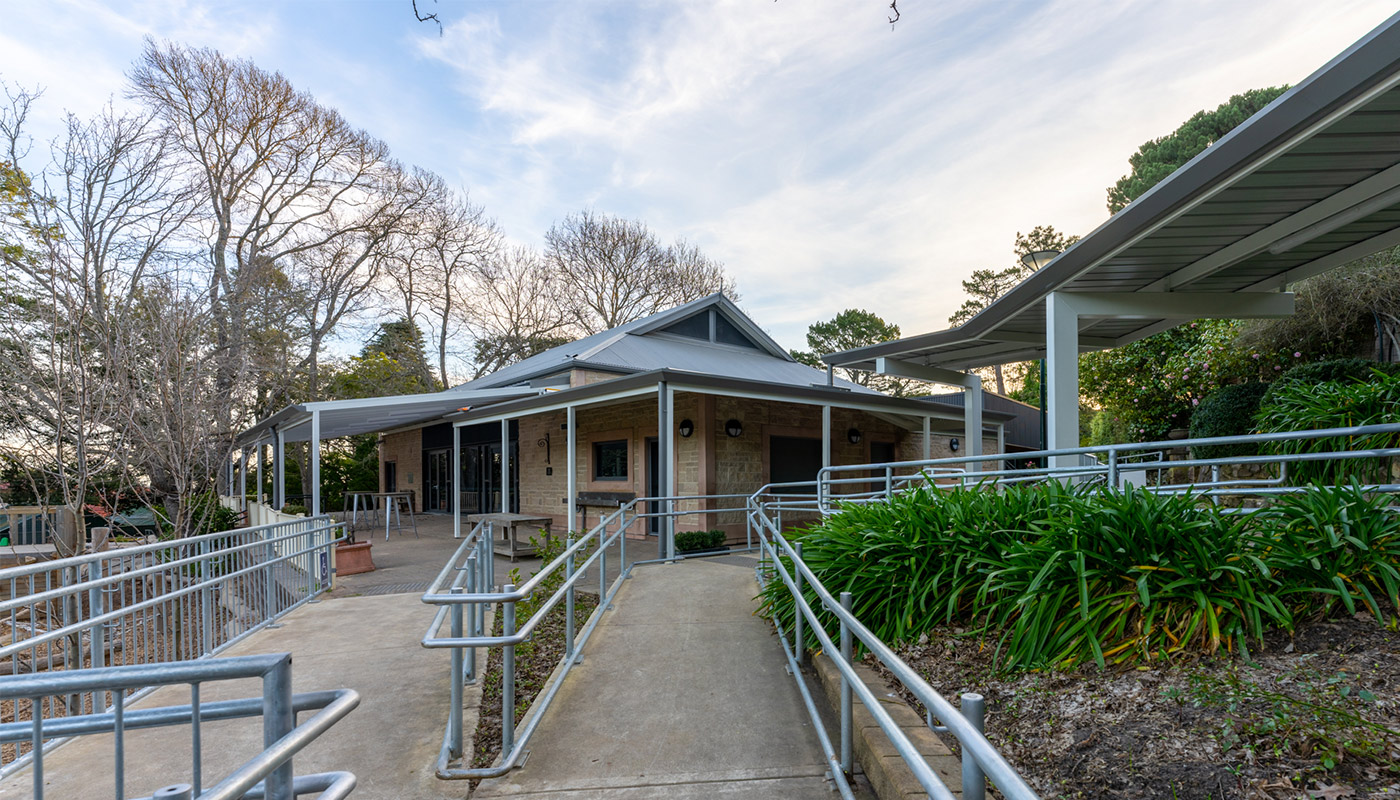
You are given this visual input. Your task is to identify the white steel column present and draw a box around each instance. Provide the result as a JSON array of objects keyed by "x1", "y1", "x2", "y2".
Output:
[
  {"x1": 997, "y1": 423, "x2": 1006, "y2": 455},
  {"x1": 659, "y1": 382, "x2": 675, "y2": 560},
  {"x1": 566, "y1": 406, "x2": 577, "y2": 534},
  {"x1": 255, "y1": 441, "x2": 264, "y2": 505},
  {"x1": 963, "y1": 374, "x2": 984, "y2": 458},
  {"x1": 273, "y1": 427, "x2": 286, "y2": 509},
  {"x1": 1046, "y1": 292, "x2": 1081, "y2": 468},
  {"x1": 452, "y1": 425, "x2": 462, "y2": 539},
  {"x1": 821, "y1": 405, "x2": 832, "y2": 468},
  {"x1": 922, "y1": 417, "x2": 932, "y2": 461},
  {"x1": 239, "y1": 447, "x2": 248, "y2": 511},
  {"x1": 500, "y1": 419, "x2": 511, "y2": 513},
  {"x1": 310, "y1": 410, "x2": 321, "y2": 516}
]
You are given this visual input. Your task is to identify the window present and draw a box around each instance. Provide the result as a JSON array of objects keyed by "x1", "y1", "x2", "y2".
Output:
[{"x1": 593, "y1": 440, "x2": 629, "y2": 481}]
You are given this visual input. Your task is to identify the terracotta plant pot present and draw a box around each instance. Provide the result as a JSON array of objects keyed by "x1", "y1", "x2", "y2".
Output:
[{"x1": 335, "y1": 541, "x2": 376, "y2": 576}]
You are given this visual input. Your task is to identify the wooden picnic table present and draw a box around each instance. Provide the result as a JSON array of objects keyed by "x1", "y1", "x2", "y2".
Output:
[{"x1": 467, "y1": 512, "x2": 553, "y2": 561}]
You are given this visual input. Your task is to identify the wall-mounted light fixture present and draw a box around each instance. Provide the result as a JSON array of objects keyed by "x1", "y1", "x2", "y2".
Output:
[
  {"x1": 847, "y1": 428, "x2": 862, "y2": 445},
  {"x1": 949, "y1": 437, "x2": 960, "y2": 452},
  {"x1": 678, "y1": 418, "x2": 695, "y2": 438},
  {"x1": 725, "y1": 419, "x2": 743, "y2": 438}
]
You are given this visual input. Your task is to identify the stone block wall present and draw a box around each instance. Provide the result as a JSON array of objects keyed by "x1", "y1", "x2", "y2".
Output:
[{"x1": 378, "y1": 430, "x2": 422, "y2": 511}]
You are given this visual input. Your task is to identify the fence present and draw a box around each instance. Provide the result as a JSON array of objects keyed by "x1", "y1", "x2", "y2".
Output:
[
  {"x1": 0, "y1": 652, "x2": 358, "y2": 800},
  {"x1": 0, "y1": 505, "x2": 83, "y2": 555},
  {"x1": 0, "y1": 515, "x2": 343, "y2": 778},
  {"x1": 815, "y1": 422, "x2": 1400, "y2": 511}
]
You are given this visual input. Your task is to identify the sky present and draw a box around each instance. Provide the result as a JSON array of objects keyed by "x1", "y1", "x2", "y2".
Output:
[{"x1": 1, "y1": 0, "x2": 1396, "y2": 353}]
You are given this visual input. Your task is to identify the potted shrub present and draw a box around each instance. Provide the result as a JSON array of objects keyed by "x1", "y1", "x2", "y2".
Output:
[{"x1": 332, "y1": 521, "x2": 375, "y2": 577}]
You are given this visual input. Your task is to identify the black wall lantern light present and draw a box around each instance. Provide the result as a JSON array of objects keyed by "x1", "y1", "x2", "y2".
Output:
[
  {"x1": 678, "y1": 418, "x2": 695, "y2": 438},
  {"x1": 847, "y1": 427, "x2": 862, "y2": 445},
  {"x1": 725, "y1": 419, "x2": 743, "y2": 438},
  {"x1": 949, "y1": 437, "x2": 961, "y2": 452}
]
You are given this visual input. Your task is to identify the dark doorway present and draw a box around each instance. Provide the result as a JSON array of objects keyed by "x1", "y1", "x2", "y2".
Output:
[
  {"x1": 384, "y1": 462, "x2": 397, "y2": 493},
  {"x1": 425, "y1": 449, "x2": 452, "y2": 512},
  {"x1": 769, "y1": 436, "x2": 823, "y2": 494},
  {"x1": 869, "y1": 441, "x2": 897, "y2": 495},
  {"x1": 646, "y1": 437, "x2": 661, "y2": 535},
  {"x1": 458, "y1": 441, "x2": 519, "y2": 515}
]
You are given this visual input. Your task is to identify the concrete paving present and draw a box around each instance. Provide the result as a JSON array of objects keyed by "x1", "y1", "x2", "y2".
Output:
[
  {"x1": 473, "y1": 555, "x2": 852, "y2": 800},
  {"x1": 0, "y1": 590, "x2": 466, "y2": 800}
]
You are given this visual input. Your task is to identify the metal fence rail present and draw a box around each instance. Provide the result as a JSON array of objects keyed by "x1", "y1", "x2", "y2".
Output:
[
  {"x1": 747, "y1": 485, "x2": 1040, "y2": 800},
  {"x1": 815, "y1": 422, "x2": 1400, "y2": 511},
  {"x1": 419, "y1": 495, "x2": 759, "y2": 780},
  {"x1": 0, "y1": 652, "x2": 358, "y2": 800},
  {"x1": 0, "y1": 516, "x2": 343, "y2": 778}
]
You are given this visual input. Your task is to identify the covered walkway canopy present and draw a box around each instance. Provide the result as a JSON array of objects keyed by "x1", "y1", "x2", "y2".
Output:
[
  {"x1": 232, "y1": 386, "x2": 544, "y2": 513},
  {"x1": 827, "y1": 11, "x2": 1400, "y2": 463}
]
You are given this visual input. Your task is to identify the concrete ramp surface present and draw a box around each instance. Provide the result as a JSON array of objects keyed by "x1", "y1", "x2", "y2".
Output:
[{"x1": 473, "y1": 555, "x2": 847, "y2": 799}]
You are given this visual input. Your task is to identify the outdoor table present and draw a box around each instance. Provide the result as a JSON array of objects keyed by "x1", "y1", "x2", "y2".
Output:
[
  {"x1": 343, "y1": 490, "x2": 417, "y2": 541},
  {"x1": 467, "y1": 513, "x2": 554, "y2": 561}
]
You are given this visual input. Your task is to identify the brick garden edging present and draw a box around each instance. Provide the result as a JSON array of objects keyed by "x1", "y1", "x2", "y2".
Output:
[{"x1": 812, "y1": 653, "x2": 964, "y2": 800}]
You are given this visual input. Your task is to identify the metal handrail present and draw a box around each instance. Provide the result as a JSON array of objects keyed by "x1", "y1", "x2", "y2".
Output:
[
  {"x1": 420, "y1": 496, "x2": 762, "y2": 780},
  {"x1": 0, "y1": 515, "x2": 345, "y2": 778},
  {"x1": 746, "y1": 483, "x2": 1040, "y2": 800},
  {"x1": 816, "y1": 422, "x2": 1400, "y2": 510},
  {"x1": 0, "y1": 652, "x2": 358, "y2": 800}
]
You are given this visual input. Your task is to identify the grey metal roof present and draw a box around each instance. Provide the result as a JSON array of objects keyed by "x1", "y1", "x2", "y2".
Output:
[
  {"x1": 827, "y1": 11, "x2": 1400, "y2": 372},
  {"x1": 451, "y1": 292, "x2": 870, "y2": 393},
  {"x1": 447, "y1": 368, "x2": 1007, "y2": 430},
  {"x1": 234, "y1": 387, "x2": 539, "y2": 446}
]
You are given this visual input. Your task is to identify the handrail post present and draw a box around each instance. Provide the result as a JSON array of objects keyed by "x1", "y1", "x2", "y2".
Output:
[
  {"x1": 465, "y1": 553, "x2": 477, "y2": 682},
  {"x1": 449, "y1": 586, "x2": 464, "y2": 759},
  {"x1": 1107, "y1": 448, "x2": 1119, "y2": 490},
  {"x1": 885, "y1": 466, "x2": 893, "y2": 501},
  {"x1": 199, "y1": 539, "x2": 213, "y2": 657},
  {"x1": 839, "y1": 590, "x2": 853, "y2": 775},
  {"x1": 262, "y1": 657, "x2": 295, "y2": 800},
  {"x1": 565, "y1": 535, "x2": 576, "y2": 662},
  {"x1": 264, "y1": 534, "x2": 277, "y2": 622},
  {"x1": 793, "y1": 542, "x2": 805, "y2": 667},
  {"x1": 502, "y1": 584, "x2": 517, "y2": 755},
  {"x1": 961, "y1": 693, "x2": 986, "y2": 800}
]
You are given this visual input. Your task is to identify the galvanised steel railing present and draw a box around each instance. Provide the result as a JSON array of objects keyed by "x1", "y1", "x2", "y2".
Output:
[
  {"x1": 420, "y1": 494, "x2": 758, "y2": 780},
  {"x1": 815, "y1": 422, "x2": 1400, "y2": 511},
  {"x1": 746, "y1": 492, "x2": 1039, "y2": 800},
  {"x1": 0, "y1": 652, "x2": 358, "y2": 799},
  {"x1": 0, "y1": 515, "x2": 344, "y2": 778}
]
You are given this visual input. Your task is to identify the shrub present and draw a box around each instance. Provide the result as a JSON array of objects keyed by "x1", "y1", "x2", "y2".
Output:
[
  {"x1": 761, "y1": 482, "x2": 1400, "y2": 671},
  {"x1": 1260, "y1": 358, "x2": 1400, "y2": 409},
  {"x1": 1190, "y1": 382, "x2": 1270, "y2": 459},
  {"x1": 675, "y1": 529, "x2": 726, "y2": 553},
  {"x1": 1250, "y1": 483, "x2": 1400, "y2": 620},
  {"x1": 281, "y1": 504, "x2": 309, "y2": 517},
  {"x1": 1256, "y1": 368, "x2": 1400, "y2": 484}
]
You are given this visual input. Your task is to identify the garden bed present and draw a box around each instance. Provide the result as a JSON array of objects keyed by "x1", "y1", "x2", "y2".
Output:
[
  {"x1": 869, "y1": 611, "x2": 1400, "y2": 799},
  {"x1": 468, "y1": 589, "x2": 600, "y2": 784}
]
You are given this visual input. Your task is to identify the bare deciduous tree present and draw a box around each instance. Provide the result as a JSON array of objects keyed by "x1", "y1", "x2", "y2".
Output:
[{"x1": 543, "y1": 209, "x2": 737, "y2": 336}]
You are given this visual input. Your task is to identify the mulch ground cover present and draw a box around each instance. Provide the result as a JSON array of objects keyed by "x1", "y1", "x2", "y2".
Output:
[
  {"x1": 469, "y1": 590, "x2": 600, "y2": 785},
  {"x1": 869, "y1": 613, "x2": 1400, "y2": 800}
]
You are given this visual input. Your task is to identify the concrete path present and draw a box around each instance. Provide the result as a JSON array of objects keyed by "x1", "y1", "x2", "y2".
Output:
[
  {"x1": 0, "y1": 590, "x2": 464, "y2": 800},
  {"x1": 473, "y1": 555, "x2": 850, "y2": 800}
]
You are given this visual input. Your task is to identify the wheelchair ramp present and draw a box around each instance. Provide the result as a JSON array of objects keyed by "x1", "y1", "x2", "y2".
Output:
[{"x1": 474, "y1": 555, "x2": 847, "y2": 799}]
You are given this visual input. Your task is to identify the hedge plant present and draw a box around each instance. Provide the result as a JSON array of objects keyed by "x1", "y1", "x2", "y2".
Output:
[
  {"x1": 761, "y1": 482, "x2": 1400, "y2": 671},
  {"x1": 1189, "y1": 382, "x2": 1270, "y2": 459},
  {"x1": 1256, "y1": 367, "x2": 1400, "y2": 484}
]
